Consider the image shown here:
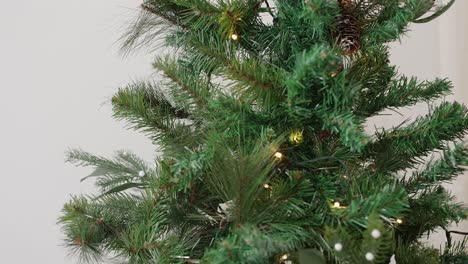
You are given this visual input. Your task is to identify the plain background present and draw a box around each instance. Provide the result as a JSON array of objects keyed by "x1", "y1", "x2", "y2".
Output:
[{"x1": 0, "y1": 1, "x2": 466, "y2": 263}]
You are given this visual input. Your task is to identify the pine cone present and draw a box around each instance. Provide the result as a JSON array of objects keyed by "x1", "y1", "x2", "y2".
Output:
[{"x1": 336, "y1": 0, "x2": 361, "y2": 55}]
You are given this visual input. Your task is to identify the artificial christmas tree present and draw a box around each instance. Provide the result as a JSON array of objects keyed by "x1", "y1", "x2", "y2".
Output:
[{"x1": 59, "y1": 0, "x2": 468, "y2": 263}]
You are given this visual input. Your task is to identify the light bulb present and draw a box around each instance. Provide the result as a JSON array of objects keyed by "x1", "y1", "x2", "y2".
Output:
[
  {"x1": 365, "y1": 252, "x2": 375, "y2": 261},
  {"x1": 333, "y1": 201, "x2": 341, "y2": 208},
  {"x1": 371, "y1": 229, "x2": 381, "y2": 239},
  {"x1": 231, "y1": 33, "x2": 238, "y2": 40},
  {"x1": 274, "y1": 152, "x2": 283, "y2": 159},
  {"x1": 334, "y1": 243, "x2": 343, "y2": 252},
  {"x1": 396, "y1": 219, "x2": 403, "y2": 224},
  {"x1": 281, "y1": 254, "x2": 288, "y2": 260}
]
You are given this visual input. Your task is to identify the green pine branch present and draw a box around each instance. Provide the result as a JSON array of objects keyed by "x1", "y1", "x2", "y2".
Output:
[
  {"x1": 111, "y1": 82, "x2": 192, "y2": 145},
  {"x1": 153, "y1": 55, "x2": 213, "y2": 111},
  {"x1": 66, "y1": 149, "x2": 152, "y2": 194},
  {"x1": 362, "y1": 0, "x2": 418, "y2": 46},
  {"x1": 326, "y1": 213, "x2": 394, "y2": 264},
  {"x1": 335, "y1": 183, "x2": 409, "y2": 230},
  {"x1": 357, "y1": 77, "x2": 453, "y2": 116},
  {"x1": 398, "y1": 186, "x2": 468, "y2": 243},
  {"x1": 226, "y1": 57, "x2": 287, "y2": 108},
  {"x1": 405, "y1": 144, "x2": 468, "y2": 194},
  {"x1": 205, "y1": 133, "x2": 283, "y2": 225},
  {"x1": 203, "y1": 224, "x2": 311, "y2": 264},
  {"x1": 367, "y1": 102, "x2": 468, "y2": 173}
]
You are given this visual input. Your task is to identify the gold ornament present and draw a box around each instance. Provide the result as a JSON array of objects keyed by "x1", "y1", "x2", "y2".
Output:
[{"x1": 289, "y1": 130, "x2": 304, "y2": 145}]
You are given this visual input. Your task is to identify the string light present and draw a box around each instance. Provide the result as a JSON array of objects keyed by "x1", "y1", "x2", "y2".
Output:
[
  {"x1": 371, "y1": 229, "x2": 381, "y2": 239},
  {"x1": 334, "y1": 243, "x2": 343, "y2": 252},
  {"x1": 274, "y1": 152, "x2": 283, "y2": 159},
  {"x1": 333, "y1": 201, "x2": 341, "y2": 208},
  {"x1": 280, "y1": 254, "x2": 288, "y2": 260},
  {"x1": 365, "y1": 252, "x2": 375, "y2": 261},
  {"x1": 264, "y1": 184, "x2": 271, "y2": 189},
  {"x1": 230, "y1": 33, "x2": 239, "y2": 41},
  {"x1": 396, "y1": 218, "x2": 403, "y2": 224}
]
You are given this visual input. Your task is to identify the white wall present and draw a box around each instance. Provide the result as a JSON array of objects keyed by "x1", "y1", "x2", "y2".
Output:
[
  {"x1": 0, "y1": 1, "x2": 466, "y2": 263},
  {"x1": 0, "y1": 1, "x2": 154, "y2": 263}
]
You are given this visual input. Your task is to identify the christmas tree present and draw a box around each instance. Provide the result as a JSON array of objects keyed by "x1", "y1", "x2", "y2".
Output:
[{"x1": 59, "y1": 0, "x2": 468, "y2": 263}]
